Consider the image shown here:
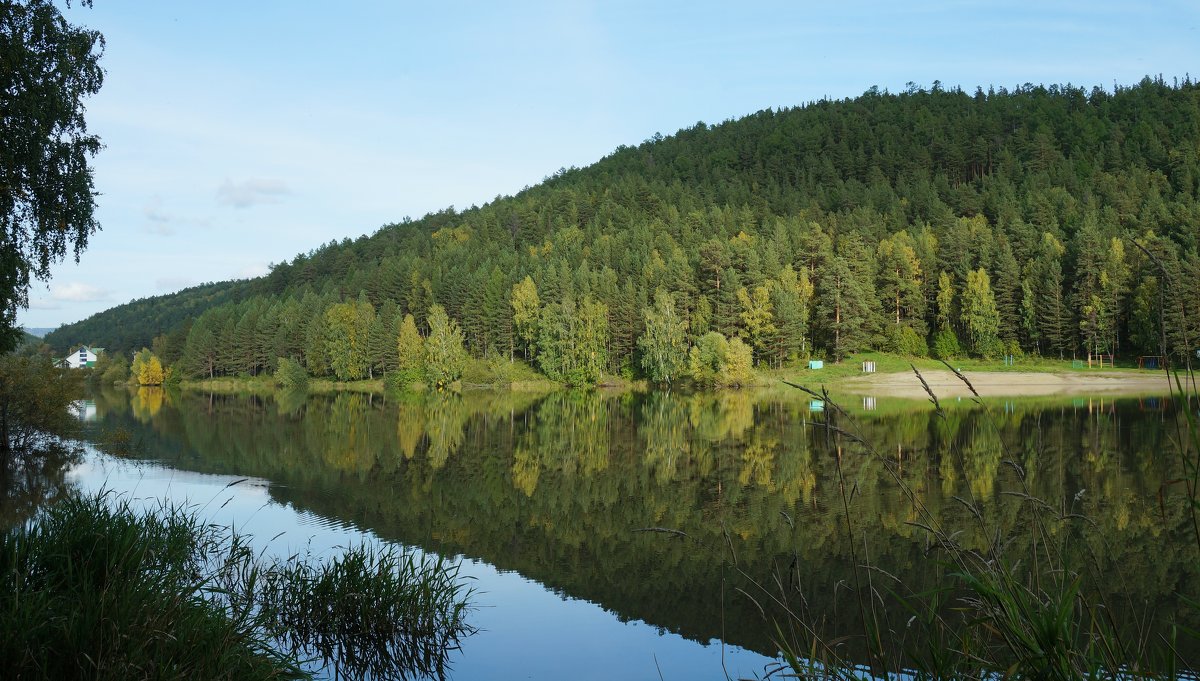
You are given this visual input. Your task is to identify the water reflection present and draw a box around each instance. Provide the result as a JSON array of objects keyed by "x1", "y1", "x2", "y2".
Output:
[{"x1": 77, "y1": 387, "x2": 1200, "y2": 673}]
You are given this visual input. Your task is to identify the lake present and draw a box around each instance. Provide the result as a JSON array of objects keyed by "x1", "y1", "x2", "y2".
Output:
[{"x1": 45, "y1": 385, "x2": 1200, "y2": 678}]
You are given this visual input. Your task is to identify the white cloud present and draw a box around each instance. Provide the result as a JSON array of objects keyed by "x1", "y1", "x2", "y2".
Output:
[
  {"x1": 26, "y1": 297, "x2": 61, "y2": 310},
  {"x1": 217, "y1": 178, "x2": 291, "y2": 208},
  {"x1": 50, "y1": 282, "x2": 113, "y2": 303}
]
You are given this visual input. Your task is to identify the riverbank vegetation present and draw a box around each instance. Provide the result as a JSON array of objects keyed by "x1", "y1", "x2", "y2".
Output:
[
  {"x1": 763, "y1": 364, "x2": 1200, "y2": 679},
  {"x1": 0, "y1": 491, "x2": 474, "y2": 680},
  {"x1": 46, "y1": 78, "x2": 1200, "y2": 391}
]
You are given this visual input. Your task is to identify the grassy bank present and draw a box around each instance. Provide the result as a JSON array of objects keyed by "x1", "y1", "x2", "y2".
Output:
[
  {"x1": 766, "y1": 350, "x2": 1156, "y2": 384},
  {"x1": 0, "y1": 492, "x2": 473, "y2": 680},
  {"x1": 178, "y1": 351, "x2": 1165, "y2": 398}
]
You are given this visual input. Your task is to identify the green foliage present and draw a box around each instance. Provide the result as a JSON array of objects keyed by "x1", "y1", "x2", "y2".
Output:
[
  {"x1": 0, "y1": 354, "x2": 81, "y2": 455},
  {"x1": 0, "y1": 0, "x2": 104, "y2": 352},
  {"x1": 887, "y1": 324, "x2": 929, "y2": 357},
  {"x1": 0, "y1": 492, "x2": 473, "y2": 680},
  {"x1": 961, "y1": 268, "x2": 1002, "y2": 358},
  {"x1": 736, "y1": 285, "x2": 776, "y2": 365},
  {"x1": 537, "y1": 297, "x2": 609, "y2": 386},
  {"x1": 274, "y1": 357, "x2": 309, "y2": 391},
  {"x1": 932, "y1": 327, "x2": 962, "y2": 360},
  {"x1": 638, "y1": 290, "x2": 689, "y2": 384},
  {"x1": 323, "y1": 298, "x2": 375, "y2": 381},
  {"x1": 687, "y1": 331, "x2": 755, "y2": 388},
  {"x1": 395, "y1": 313, "x2": 425, "y2": 389},
  {"x1": 424, "y1": 305, "x2": 467, "y2": 389},
  {"x1": 510, "y1": 276, "x2": 541, "y2": 360},
  {"x1": 65, "y1": 79, "x2": 1200, "y2": 372},
  {"x1": 100, "y1": 354, "x2": 129, "y2": 385}
]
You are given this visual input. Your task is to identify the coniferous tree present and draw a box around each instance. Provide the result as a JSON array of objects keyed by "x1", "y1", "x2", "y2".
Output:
[
  {"x1": 769, "y1": 264, "x2": 812, "y2": 366},
  {"x1": 1033, "y1": 233, "x2": 1070, "y2": 358}
]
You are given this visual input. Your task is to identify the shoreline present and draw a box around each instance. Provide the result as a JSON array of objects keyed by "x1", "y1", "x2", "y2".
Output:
[{"x1": 833, "y1": 369, "x2": 1178, "y2": 399}]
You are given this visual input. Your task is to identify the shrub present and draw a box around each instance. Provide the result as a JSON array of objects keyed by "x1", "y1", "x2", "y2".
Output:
[
  {"x1": 274, "y1": 357, "x2": 309, "y2": 391},
  {"x1": 889, "y1": 325, "x2": 929, "y2": 357},
  {"x1": 931, "y1": 327, "x2": 961, "y2": 360}
]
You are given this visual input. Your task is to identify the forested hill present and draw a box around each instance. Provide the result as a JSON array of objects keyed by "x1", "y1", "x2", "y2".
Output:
[
  {"x1": 49, "y1": 77, "x2": 1200, "y2": 383},
  {"x1": 44, "y1": 281, "x2": 245, "y2": 358}
]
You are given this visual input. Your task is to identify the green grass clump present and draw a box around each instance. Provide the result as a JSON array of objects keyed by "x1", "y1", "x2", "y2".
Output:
[{"x1": 0, "y1": 491, "x2": 474, "y2": 680}]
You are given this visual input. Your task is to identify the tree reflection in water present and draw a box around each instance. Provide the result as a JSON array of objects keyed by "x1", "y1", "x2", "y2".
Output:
[{"x1": 79, "y1": 387, "x2": 1199, "y2": 671}]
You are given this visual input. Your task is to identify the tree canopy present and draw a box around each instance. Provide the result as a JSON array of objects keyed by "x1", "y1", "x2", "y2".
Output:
[
  {"x1": 1, "y1": 0, "x2": 104, "y2": 352},
  {"x1": 44, "y1": 77, "x2": 1200, "y2": 380}
]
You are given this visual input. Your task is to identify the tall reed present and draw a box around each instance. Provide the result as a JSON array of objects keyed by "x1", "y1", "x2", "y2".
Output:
[{"x1": 0, "y1": 491, "x2": 474, "y2": 680}]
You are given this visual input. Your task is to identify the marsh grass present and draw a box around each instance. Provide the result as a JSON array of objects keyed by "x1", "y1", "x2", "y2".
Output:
[
  {"x1": 0, "y1": 491, "x2": 474, "y2": 680},
  {"x1": 759, "y1": 360, "x2": 1200, "y2": 680}
]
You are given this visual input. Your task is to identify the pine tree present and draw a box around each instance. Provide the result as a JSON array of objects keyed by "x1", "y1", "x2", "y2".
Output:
[{"x1": 770, "y1": 264, "x2": 812, "y2": 366}]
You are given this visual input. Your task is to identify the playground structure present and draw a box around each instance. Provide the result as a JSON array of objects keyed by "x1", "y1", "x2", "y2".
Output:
[{"x1": 1087, "y1": 353, "x2": 1114, "y2": 368}]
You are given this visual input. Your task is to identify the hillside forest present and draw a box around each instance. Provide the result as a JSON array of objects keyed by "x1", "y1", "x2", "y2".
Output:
[{"x1": 46, "y1": 77, "x2": 1200, "y2": 386}]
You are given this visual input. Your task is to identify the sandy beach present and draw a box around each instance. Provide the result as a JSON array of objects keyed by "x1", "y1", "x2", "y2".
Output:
[{"x1": 837, "y1": 370, "x2": 1178, "y2": 399}]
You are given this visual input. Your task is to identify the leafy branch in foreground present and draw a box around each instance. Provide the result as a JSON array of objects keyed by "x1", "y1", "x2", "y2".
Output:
[{"x1": 0, "y1": 491, "x2": 474, "y2": 680}]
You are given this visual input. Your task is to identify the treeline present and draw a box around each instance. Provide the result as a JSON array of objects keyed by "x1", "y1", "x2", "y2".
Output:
[
  {"x1": 44, "y1": 281, "x2": 247, "y2": 357},
  {"x1": 64, "y1": 77, "x2": 1200, "y2": 379}
]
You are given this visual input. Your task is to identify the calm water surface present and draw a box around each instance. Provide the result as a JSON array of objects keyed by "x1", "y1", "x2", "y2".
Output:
[{"x1": 58, "y1": 386, "x2": 1200, "y2": 678}]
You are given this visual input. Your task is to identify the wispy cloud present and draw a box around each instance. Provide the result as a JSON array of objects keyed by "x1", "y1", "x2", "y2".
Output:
[
  {"x1": 217, "y1": 178, "x2": 291, "y2": 208},
  {"x1": 143, "y1": 196, "x2": 211, "y2": 235},
  {"x1": 50, "y1": 282, "x2": 112, "y2": 303},
  {"x1": 27, "y1": 298, "x2": 61, "y2": 310},
  {"x1": 143, "y1": 196, "x2": 176, "y2": 235}
]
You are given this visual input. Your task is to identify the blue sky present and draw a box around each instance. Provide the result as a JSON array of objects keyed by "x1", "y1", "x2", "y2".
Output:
[{"x1": 19, "y1": 0, "x2": 1200, "y2": 329}]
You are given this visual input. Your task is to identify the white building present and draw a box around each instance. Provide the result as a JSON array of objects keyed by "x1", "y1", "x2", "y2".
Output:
[{"x1": 64, "y1": 345, "x2": 104, "y2": 369}]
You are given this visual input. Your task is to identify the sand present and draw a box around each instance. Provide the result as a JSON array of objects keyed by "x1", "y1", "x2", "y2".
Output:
[{"x1": 836, "y1": 370, "x2": 1177, "y2": 399}]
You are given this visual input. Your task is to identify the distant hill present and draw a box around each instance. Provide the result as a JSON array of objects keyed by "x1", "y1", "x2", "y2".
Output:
[
  {"x1": 21, "y1": 327, "x2": 55, "y2": 338},
  {"x1": 49, "y1": 77, "x2": 1200, "y2": 378},
  {"x1": 44, "y1": 281, "x2": 247, "y2": 356}
]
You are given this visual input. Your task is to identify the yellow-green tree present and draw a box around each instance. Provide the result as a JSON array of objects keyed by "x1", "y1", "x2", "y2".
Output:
[
  {"x1": 961, "y1": 268, "x2": 1001, "y2": 358},
  {"x1": 736, "y1": 284, "x2": 776, "y2": 365},
  {"x1": 424, "y1": 305, "x2": 467, "y2": 389},
  {"x1": 395, "y1": 313, "x2": 425, "y2": 388},
  {"x1": 138, "y1": 355, "x2": 164, "y2": 386},
  {"x1": 638, "y1": 289, "x2": 688, "y2": 385},
  {"x1": 510, "y1": 276, "x2": 540, "y2": 360},
  {"x1": 324, "y1": 298, "x2": 374, "y2": 381}
]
